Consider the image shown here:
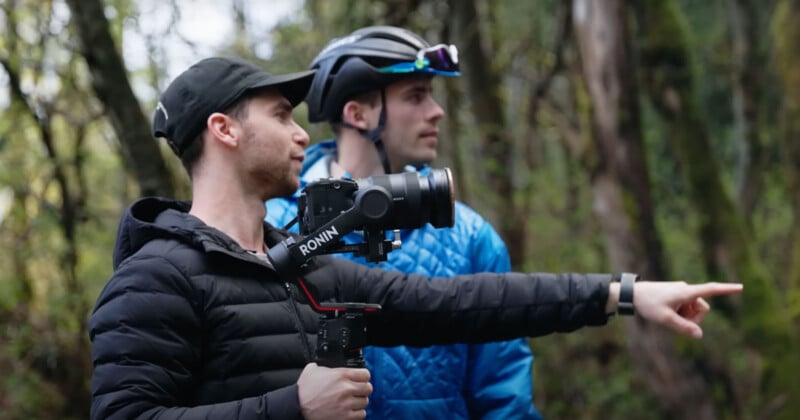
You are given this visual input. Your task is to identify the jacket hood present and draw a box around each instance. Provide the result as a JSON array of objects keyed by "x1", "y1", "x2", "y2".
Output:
[{"x1": 112, "y1": 197, "x2": 255, "y2": 270}]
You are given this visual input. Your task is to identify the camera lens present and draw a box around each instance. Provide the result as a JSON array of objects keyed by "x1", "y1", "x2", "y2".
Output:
[
  {"x1": 355, "y1": 168, "x2": 454, "y2": 229},
  {"x1": 425, "y1": 168, "x2": 454, "y2": 228}
]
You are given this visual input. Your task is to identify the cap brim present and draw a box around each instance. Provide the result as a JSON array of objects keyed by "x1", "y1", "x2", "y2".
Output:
[{"x1": 251, "y1": 69, "x2": 316, "y2": 107}]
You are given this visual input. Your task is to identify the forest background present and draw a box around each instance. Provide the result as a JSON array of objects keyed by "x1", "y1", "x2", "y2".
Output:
[{"x1": 2, "y1": 0, "x2": 800, "y2": 419}]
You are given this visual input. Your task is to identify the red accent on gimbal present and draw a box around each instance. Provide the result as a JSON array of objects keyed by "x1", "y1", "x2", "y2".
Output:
[{"x1": 295, "y1": 277, "x2": 380, "y2": 313}]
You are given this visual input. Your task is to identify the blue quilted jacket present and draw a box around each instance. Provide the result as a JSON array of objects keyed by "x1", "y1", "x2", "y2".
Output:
[{"x1": 266, "y1": 141, "x2": 542, "y2": 419}]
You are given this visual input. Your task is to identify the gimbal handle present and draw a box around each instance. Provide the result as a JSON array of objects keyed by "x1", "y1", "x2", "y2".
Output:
[{"x1": 316, "y1": 303, "x2": 382, "y2": 368}]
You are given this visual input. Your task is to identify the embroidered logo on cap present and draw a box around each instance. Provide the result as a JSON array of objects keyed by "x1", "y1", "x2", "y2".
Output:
[{"x1": 155, "y1": 101, "x2": 169, "y2": 121}]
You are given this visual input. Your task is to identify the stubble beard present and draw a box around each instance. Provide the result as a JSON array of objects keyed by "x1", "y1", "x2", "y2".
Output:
[
  {"x1": 254, "y1": 164, "x2": 299, "y2": 201},
  {"x1": 242, "y1": 127, "x2": 299, "y2": 200}
]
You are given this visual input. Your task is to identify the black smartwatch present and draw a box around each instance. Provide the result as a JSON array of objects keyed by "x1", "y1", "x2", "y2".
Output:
[{"x1": 617, "y1": 272, "x2": 638, "y2": 316}]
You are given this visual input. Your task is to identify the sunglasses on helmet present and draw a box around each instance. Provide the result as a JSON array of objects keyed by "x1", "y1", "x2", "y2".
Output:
[{"x1": 378, "y1": 44, "x2": 460, "y2": 76}]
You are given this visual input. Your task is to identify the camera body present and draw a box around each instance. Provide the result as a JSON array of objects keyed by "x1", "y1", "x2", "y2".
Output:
[
  {"x1": 298, "y1": 168, "x2": 455, "y2": 236},
  {"x1": 268, "y1": 168, "x2": 454, "y2": 274},
  {"x1": 297, "y1": 178, "x2": 359, "y2": 235}
]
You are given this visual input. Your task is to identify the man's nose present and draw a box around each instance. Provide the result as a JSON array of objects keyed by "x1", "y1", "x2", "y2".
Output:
[
  {"x1": 429, "y1": 99, "x2": 445, "y2": 121},
  {"x1": 294, "y1": 125, "x2": 310, "y2": 147}
]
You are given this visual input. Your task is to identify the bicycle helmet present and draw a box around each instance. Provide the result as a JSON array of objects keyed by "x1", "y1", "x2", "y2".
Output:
[{"x1": 307, "y1": 25, "x2": 459, "y2": 123}]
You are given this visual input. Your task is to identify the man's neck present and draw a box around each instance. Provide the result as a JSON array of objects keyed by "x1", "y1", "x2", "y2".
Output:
[
  {"x1": 335, "y1": 130, "x2": 393, "y2": 177},
  {"x1": 189, "y1": 179, "x2": 266, "y2": 253}
]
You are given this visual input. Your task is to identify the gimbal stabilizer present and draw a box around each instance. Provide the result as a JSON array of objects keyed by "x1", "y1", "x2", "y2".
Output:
[{"x1": 267, "y1": 169, "x2": 454, "y2": 367}]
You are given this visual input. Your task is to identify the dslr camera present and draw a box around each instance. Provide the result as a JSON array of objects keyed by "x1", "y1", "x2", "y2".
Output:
[
  {"x1": 267, "y1": 168, "x2": 455, "y2": 368},
  {"x1": 269, "y1": 168, "x2": 454, "y2": 273}
]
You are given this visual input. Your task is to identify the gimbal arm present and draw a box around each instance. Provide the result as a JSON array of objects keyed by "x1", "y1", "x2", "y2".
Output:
[{"x1": 267, "y1": 184, "x2": 400, "y2": 274}]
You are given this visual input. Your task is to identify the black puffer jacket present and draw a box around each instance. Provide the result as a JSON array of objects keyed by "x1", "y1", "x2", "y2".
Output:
[{"x1": 89, "y1": 197, "x2": 613, "y2": 419}]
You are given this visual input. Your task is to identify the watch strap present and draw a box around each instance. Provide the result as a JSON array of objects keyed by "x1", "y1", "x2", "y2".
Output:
[{"x1": 617, "y1": 272, "x2": 637, "y2": 316}]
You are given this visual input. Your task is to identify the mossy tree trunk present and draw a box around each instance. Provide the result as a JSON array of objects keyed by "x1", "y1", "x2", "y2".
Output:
[
  {"x1": 772, "y1": 0, "x2": 800, "y2": 324},
  {"x1": 640, "y1": 0, "x2": 800, "y2": 416},
  {"x1": 572, "y1": 1, "x2": 716, "y2": 417},
  {"x1": 65, "y1": 0, "x2": 175, "y2": 198},
  {"x1": 449, "y1": 0, "x2": 528, "y2": 267},
  {"x1": 729, "y1": 0, "x2": 769, "y2": 225}
]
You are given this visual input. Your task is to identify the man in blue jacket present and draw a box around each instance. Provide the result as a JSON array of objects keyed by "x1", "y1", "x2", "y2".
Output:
[{"x1": 267, "y1": 26, "x2": 542, "y2": 419}]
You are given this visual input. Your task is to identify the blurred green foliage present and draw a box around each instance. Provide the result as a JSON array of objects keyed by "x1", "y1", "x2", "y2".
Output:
[{"x1": 1, "y1": 0, "x2": 797, "y2": 418}]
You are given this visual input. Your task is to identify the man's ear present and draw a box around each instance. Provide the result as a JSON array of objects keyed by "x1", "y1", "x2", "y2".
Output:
[
  {"x1": 207, "y1": 112, "x2": 240, "y2": 150},
  {"x1": 341, "y1": 100, "x2": 372, "y2": 130}
]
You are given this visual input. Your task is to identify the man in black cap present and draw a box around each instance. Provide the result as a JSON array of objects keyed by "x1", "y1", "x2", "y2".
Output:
[
  {"x1": 90, "y1": 57, "x2": 372, "y2": 420},
  {"x1": 89, "y1": 56, "x2": 742, "y2": 420}
]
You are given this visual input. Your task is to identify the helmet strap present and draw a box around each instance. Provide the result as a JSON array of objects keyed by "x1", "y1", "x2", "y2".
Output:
[{"x1": 341, "y1": 89, "x2": 391, "y2": 174}]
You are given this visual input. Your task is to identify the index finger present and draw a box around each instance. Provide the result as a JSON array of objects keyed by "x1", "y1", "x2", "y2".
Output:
[{"x1": 688, "y1": 282, "x2": 743, "y2": 299}]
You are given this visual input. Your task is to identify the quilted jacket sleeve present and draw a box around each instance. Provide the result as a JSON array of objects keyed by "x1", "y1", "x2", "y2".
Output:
[
  {"x1": 312, "y1": 257, "x2": 613, "y2": 345},
  {"x1": 89, "y1": 254, "x2": 302, "y2": 420}
]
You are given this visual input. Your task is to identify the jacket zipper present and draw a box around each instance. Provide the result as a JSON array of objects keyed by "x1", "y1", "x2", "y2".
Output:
[{"x1": 285, "y1": 282, "x2": 314, "y2": 362}]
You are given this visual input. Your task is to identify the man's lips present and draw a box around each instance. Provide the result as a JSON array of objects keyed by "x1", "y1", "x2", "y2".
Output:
[{"x1": 420, "y1": 130, "x2": 439, "y2": 139}]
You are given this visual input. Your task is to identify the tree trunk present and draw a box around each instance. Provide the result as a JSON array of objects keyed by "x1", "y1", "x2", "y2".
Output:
[
  {"x1": 2, "y1": 54, "x2": 92, "y2": 420},
  {"x1": 441, "y1": 77, "x2": 471, "y2": 202},
  {"x1": 572, "y1": 1, "x2": 717, "y2": 418},
  {"x1": 64, "y1": 0, "x2": 175, "y2": 198},
  {"x1": 640, "y1": 1, "x2": 800, "y2": 417},
  {"x1": 773, "y1": 0, "x2": 800, "y2": 320},
  {"x1": 383, "y1": 0, "x2": 423, "y2": 27},
  {"x1": 729, "y1": 0, "x2": 768, "y2": 225},
  {"x1": 450, "y1": 0, "x2": 527, "y2": 267}
]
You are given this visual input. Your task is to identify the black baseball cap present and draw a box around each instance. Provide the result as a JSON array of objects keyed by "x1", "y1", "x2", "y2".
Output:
[{"x1": 153, "y1": 56, "x2": 316, "y2": 156}]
